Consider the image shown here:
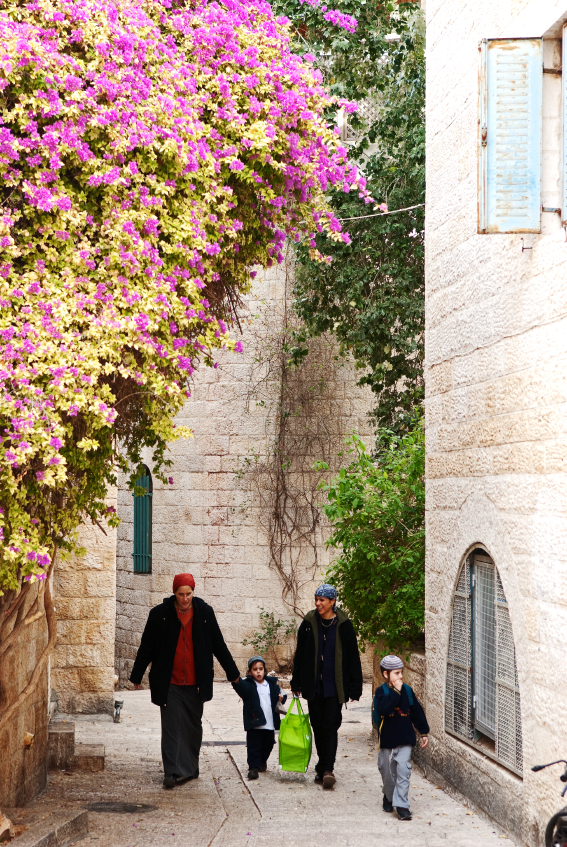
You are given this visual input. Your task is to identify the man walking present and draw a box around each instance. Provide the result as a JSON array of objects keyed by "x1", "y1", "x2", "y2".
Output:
[
  {"x1": 130, "y1": 573, "x2": 239, "y2": 788},
  {"x1": 291, "y1": 584, "x2": 363, "y2": 789}
]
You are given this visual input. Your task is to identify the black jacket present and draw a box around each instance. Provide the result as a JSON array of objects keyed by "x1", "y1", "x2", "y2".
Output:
[
  {"x1": 232, "y1": 675, "x2": 287, "y2": 731},
  {"x1": 130, "y1": 596, "x2": 239, "y2": 706},
  {"x1": 373, "y1": 683, "x2": 429, "y2": 748},
  {"x1": 290, "y1": 608, "x2": 363, "y2": 704}
]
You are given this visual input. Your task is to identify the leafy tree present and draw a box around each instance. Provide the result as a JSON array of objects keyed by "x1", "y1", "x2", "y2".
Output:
[
  {"x1": 276, "y1": 0, "x2": 425, "y2": 432},
  {"x1": 316, "y1": 419, "x2": 424, "y2": 650},
  {"x1": 0, "y1": 0, "x2": 366, "y2": 729}
]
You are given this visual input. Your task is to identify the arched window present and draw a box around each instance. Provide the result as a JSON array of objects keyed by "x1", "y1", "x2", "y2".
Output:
[
  {"x1": 446, "y1": 550, "x2": 522, "y2": 776},
  {"x1": 132, "y1": 466, "x2": 152, "y2": 574}
]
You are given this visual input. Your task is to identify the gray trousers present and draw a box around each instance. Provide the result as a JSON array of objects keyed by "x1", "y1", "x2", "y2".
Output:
[
  {"x1": 378, "y1": 745, "x2": 412, "y2": 809},
  {"x1": 160, "y1": 684, "x2": 203, "y2": 779}
]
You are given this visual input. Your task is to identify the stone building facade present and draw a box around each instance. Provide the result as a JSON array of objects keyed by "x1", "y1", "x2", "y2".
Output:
[
  {"x1": 424, "y1": 2, "x2": 567, "y2": 845},
  {"x1": 114, "y1": 263, "x2": 375, "y2": 686},
  {"x1": 52, "y1": 491, "x2": 117, "y2": 716},
  {"x1": 0, "y1": 582, "x2": 50, "y2": 807}
]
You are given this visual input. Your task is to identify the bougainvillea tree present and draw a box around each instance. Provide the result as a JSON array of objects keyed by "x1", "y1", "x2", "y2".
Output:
[{"x1": 0, "y1": 0, "x2": 369, "y2": 727}]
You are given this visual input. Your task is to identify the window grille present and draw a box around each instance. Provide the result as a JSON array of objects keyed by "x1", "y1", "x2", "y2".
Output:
[
  {"x1": 132, "y1": 466, "x2": 152, "y2": 574},
  {"x1": 445, "y1": 552, "x2": 523, "y2": 776}
]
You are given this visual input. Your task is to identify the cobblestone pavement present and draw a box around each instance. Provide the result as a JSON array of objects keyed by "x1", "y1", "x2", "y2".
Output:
[{"x1": 32, "y1": 683, "x2": 516, "y2": 846}]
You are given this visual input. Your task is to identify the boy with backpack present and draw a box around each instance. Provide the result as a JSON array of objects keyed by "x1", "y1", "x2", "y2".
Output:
[
  {"x1": 232, "y1": 656, "x2": 287, "y2": 780},
  {"x1": 373, "y1": 654, "x2": 429, "y2": 821}
]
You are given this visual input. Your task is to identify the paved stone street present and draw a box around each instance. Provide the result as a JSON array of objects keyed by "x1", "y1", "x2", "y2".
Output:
[{"x1": 25, "y1": 683, "x2": 516, "y2": 846}]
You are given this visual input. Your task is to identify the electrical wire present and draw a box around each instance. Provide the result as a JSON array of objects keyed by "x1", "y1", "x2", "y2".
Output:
[{"x1": 338, "y1": 202, "x2": 424, "y2": 222}]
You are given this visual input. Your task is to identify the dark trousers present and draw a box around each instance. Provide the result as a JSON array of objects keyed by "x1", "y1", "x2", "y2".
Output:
[
  {"x1": 160, "y1": 684, "x2": 203, "y2": 779},
  {"x1": 246, "y1": 728, "x2": 275, "y2": 769},
  {"x1": 309, "y1": 693, "x2": 343, "y2": 775}
]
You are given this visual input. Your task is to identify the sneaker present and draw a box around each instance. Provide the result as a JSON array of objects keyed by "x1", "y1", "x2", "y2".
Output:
[
  {"x1": 396, "y1": 807, "x2": 412, "y2": 821},
  {"x1": 247, "y1": 768, "x2": 259, "y2": 780},
  {"x1": 314, "y1": 773, "x2": 324, "y2": 784},
  {"x1": 322, "y1": 771, "x2": 336, "y2": 789},
  {"x1": 258, "y1": 762, "x2": 267, "y2": 773},
  {"x1": 383, "y1": 795, "x2": 394, "y2": 813},
  {"x1": 163, "y1": 775, "x2": 176, "y2": 789}
]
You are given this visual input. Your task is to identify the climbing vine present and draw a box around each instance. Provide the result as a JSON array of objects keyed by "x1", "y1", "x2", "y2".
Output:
[{"x1": 234, "y1": 253, "x2": 368, "y2": 618}]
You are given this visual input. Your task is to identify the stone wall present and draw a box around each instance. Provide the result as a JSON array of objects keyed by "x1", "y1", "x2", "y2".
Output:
[
  {"x1": 52, "y1": 489, "x2": 117, "y2": 715},
  {"x1": 115, "y1": 263, "x2": 375, "y2": 686},
  {"x1": 425, "y1": 2, "x2": 567, "y2": 845},
  {"x1": 0, "y1": 582, "x2": 49, "y2": 807}
]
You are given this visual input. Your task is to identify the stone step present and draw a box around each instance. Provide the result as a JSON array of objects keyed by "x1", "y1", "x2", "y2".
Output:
[
  {"x1": 48, "y1": 721, "x2": 75, "y2": 771},
  {"x1": 8, "y1": 809, "x2": 88, "y2": 847},
  {"x1": 72, "y1": 743, "x2": 105, "y2": 772}
]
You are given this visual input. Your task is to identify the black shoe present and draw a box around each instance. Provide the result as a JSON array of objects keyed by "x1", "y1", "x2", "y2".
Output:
[
  {"x1": 396, "y1": 807, "x2": 412, "y2": 821},
  {"x1": 258, "y1": 762, "x2": 267, "y2": 773},
  {"x1": 163, "y1": 774, "x2": 176, "y2": 789},
  {"x1": 247, "y1": 768, "x2": 259, "y2": 780},
  {"x1": 314, "y1": 773, "x2": 324, "y2": 784},
  {"x1": 322, "y1": 771, "x2": 336, "y2": 789},
  {"x1": 383, "y1": 795, "x2": 394, "y2": 813}
]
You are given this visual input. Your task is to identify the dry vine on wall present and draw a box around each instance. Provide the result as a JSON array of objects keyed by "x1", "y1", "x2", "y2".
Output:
[{"x1": 232, "y1": 252, "x2": 365, "y2": 623}]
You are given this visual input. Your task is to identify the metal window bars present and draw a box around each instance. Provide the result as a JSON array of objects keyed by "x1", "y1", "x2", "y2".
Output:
[
  {"x1": 445, "y1": 553, "x2": 523, "y2": 776},
  {"x1": 132, "y1": 466, "x2": 153, "y2": 574}
]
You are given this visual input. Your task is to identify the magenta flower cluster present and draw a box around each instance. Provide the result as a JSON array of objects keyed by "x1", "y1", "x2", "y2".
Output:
[{"x1": 0, "y1": 0, "x2": 369, "y2": 587}]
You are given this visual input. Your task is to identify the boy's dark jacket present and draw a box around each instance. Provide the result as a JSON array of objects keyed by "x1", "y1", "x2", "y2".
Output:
[
  {"x1": 129, "y1": 596, "x2": 239, "y2": 706},
  {"x1": 232, "y1": 675, "x2": 286, "y2": 730},
  {"x1": 290, "y1": 608, "x2": 363, "y2": 704},
  {"x1": 373, "y1": 683, "x2": 429, "y2": 748}
]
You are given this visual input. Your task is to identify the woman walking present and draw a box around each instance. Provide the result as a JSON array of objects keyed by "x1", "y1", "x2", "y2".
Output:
[
  {"x1": 130, "y1": 573, "x2": 239, "y2": 788},
  {"x1": 291, "y1": 584, "x2": 363, "y2": 789}
]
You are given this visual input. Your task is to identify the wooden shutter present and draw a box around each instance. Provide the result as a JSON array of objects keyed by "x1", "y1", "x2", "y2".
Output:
[
  {"x1": 132, "y1": 467, "x2": 152, "y2": 574},
  {"x1": 445, "y1": 557, "x2": 473, "y2": 741},
  {"x1": 479, "y1": 38, "x2": 543, "y2": 233},
  {"x1": 563, "y1": 25, "x2": 567, "y2": 224}
]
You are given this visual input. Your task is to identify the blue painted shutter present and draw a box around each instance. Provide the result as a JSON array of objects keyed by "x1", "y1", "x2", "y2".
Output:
[
  {"x1": 132, "y1": 468, "x2": 152, "y2": 574},
  {"x1": 479, "y1": 38, "x2": 542, "y2": 233},
  {"x1": 563, "y1": 25, "x2": 567, "y2": 224}
]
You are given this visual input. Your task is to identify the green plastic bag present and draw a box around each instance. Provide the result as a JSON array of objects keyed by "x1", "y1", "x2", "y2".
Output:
[{"x1": 278, "y1": 696, "x2": 312, "y2": 773}]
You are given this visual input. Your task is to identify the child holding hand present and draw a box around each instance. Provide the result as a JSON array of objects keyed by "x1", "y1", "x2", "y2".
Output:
[{"x1": 232, "y1": 655, "x2": 287, "y2": 780}]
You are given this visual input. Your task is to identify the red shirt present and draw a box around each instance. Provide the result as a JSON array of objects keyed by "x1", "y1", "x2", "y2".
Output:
[{"x1": 171, "y1": 607, "x2": 196, "y2": 685}]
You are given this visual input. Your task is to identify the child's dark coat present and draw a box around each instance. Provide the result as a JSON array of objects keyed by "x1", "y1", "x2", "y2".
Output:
[
  {"x1": 232, "y1": 675, "x2": 286, "y2": 730},
  {"x1": 373, "y1": 683, "x2": 429, "y2": 748}
]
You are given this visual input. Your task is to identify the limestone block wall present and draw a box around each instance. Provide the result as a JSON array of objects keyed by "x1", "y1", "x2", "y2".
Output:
[
  {"x1": 115, "y1": 263, "x2": 374, "y2": 686},
  {"x1": 52, "y1": 488, "x2": 117, "y2": 715},
  {"x1": 0, "y1": 582, "x2": 49, "y2": 807},
  {"x1": 425, "y1": 2, "x2": 567, "y2": 845}
]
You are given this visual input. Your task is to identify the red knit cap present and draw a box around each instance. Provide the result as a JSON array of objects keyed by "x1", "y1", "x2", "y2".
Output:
[{"x1": 173, "y1": 573, "x2": 195, "y2": 592}]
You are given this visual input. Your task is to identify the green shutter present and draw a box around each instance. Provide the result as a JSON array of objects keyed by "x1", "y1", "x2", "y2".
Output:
[{"x1": 132, "y1": 468, "x2": 152, "y2": 574}]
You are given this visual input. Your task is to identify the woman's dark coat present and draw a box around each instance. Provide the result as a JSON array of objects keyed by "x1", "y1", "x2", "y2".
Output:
[
  {"x1": 290, "y1": 607, "x2": 363, "y2": 704},
  {"x1": 130, "y1": 595, "x2": 239, "y2": 706},
  {"x1": 232, "y1": 675, "x2": 287, "y2": 730}
]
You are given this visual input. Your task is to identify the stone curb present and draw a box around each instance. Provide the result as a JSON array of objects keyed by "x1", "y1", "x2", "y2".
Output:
[{"x1": 11, "y1": 809, "x2": 88, "y2": 847}]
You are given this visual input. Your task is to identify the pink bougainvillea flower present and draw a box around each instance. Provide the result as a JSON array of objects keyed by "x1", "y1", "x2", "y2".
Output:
[{"x1": 0, "y1": 0, "x2": 368, "y2": 587}]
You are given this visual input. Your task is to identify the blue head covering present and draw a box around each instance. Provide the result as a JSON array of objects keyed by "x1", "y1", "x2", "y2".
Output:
[{"x1": 314, "y1": 584, "x2": 337, "y2": 601}]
